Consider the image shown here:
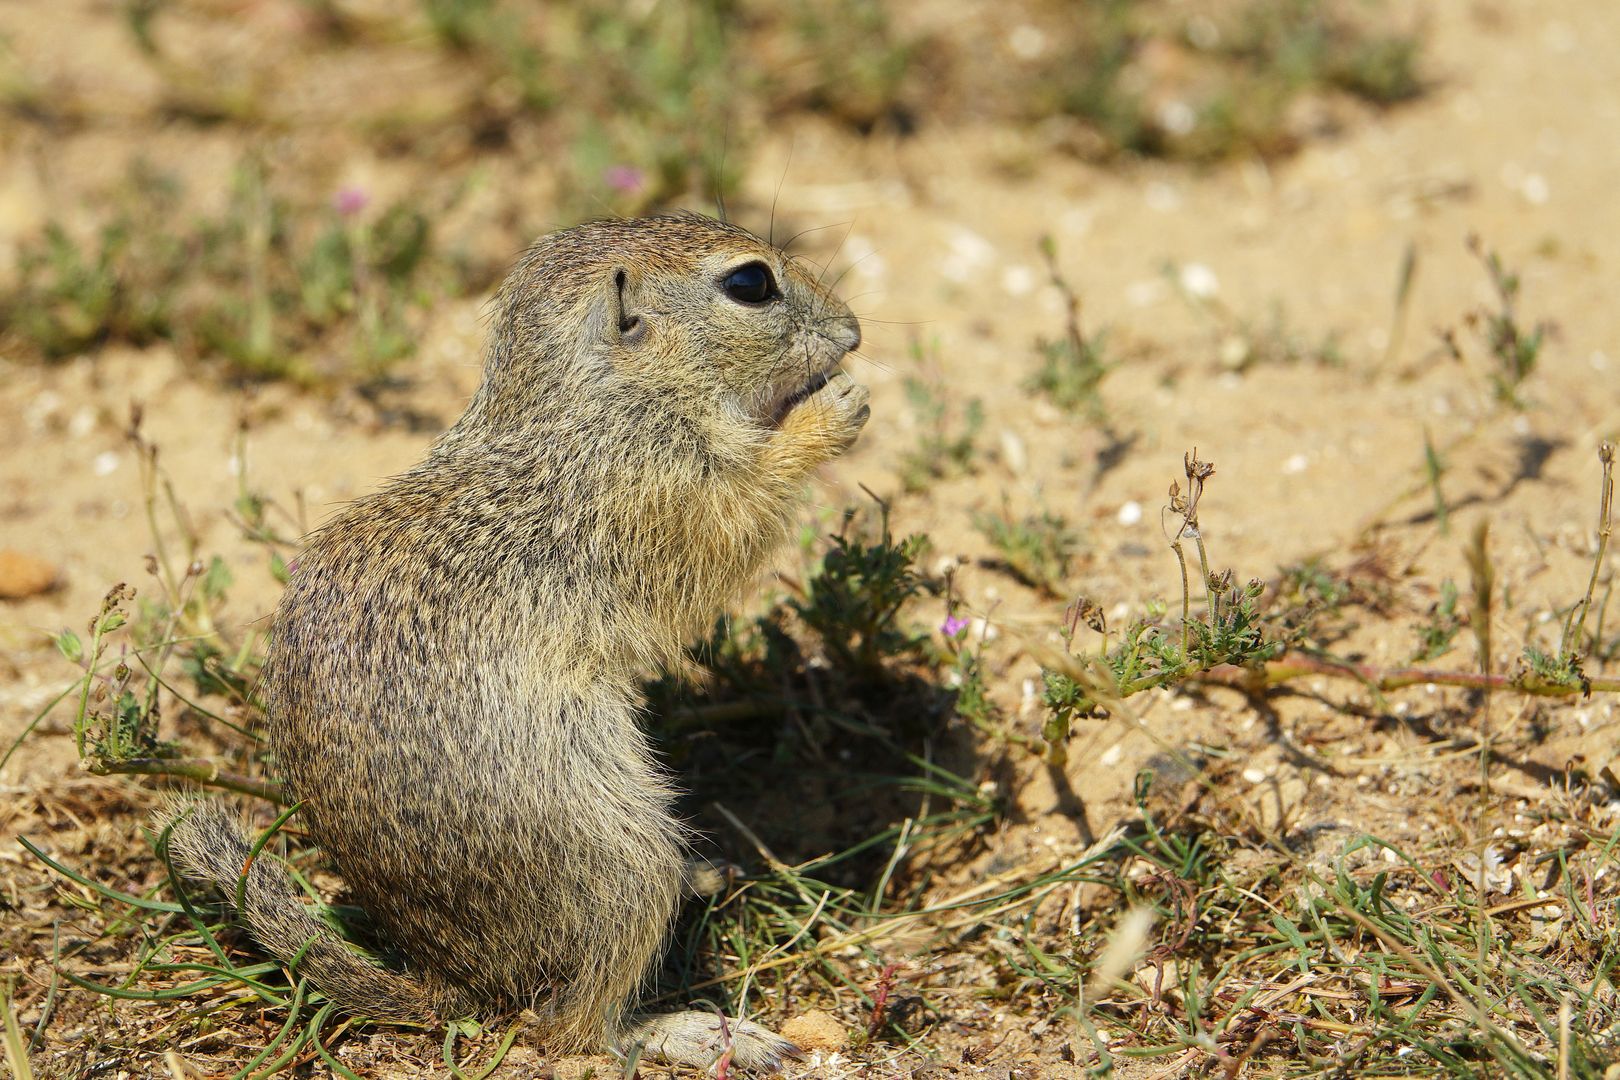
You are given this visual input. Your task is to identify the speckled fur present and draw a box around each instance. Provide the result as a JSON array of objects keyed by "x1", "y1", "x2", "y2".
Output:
[{"x1": 160, "y1": 213, "x2": 868, "y2": 1071}]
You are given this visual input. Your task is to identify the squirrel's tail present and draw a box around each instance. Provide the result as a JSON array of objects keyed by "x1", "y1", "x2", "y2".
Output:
[{"x1": 156, "y1": 799, "x2": 439, "y2": 1026}]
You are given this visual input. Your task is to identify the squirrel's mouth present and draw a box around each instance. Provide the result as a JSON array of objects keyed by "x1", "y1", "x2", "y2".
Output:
[{"x1": 767, "y1": 368, "x2": 836, "y2": 427}]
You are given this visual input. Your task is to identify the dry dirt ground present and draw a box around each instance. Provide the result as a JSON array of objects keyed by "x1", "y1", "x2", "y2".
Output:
[{"x1": 3, "y1": 1, "x2": 1620, "y2": 1077}]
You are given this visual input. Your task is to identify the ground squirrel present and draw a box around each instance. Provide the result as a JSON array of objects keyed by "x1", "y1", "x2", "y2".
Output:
[{"x1": 162, "y1": 213, "x2": 870, "y2": 1071}]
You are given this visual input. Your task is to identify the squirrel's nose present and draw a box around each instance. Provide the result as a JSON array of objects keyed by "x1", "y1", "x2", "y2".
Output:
[{"x1": 835, "y1": 315, "x2": 861, "y2": 352}]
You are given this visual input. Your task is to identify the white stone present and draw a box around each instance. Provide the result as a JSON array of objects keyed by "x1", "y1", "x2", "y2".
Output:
[
  {"x1": 1008, "y1": 24, "x2": 1047, "y2": 60},
  {"x1": 1179, "y1": 262, "x2": 1220, "y2": 299},
  {"x1": 1145, "y1": 182, "x2": 1182, "y2": 213},
  {"x1": 1002, "y1": 264, "x2": 1036, "y2": 296}
]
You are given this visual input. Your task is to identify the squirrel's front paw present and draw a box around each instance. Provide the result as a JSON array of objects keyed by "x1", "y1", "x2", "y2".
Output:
[{"x1": 782, "y1": 371, "x2": 870, "y2": 459}]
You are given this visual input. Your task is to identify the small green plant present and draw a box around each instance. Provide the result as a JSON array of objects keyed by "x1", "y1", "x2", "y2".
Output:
[
  {"x1": 947, "y1": 646, "x2": 998, "y2": 734},
  {"x1": 7, "y1": 222, "x2": 177, "y2": 358},
  {"x1": 1221, "y1": 0, "x2": 1424, "y2": 102},
  {"x1": 973, "y1": 502, "x2": 1079, "y2": 599},
  {"x1": 1471, "y1": 234, "x2": 1551, "y2": 407},
  {"x1": 1267, "y1": 553, "x2": 1395, "y2": 650},
  {"x1": 792, "y1": 506, "x2": 931, "y2": 679},
  {"x1": 1411, "y1": 579, "x2": 1462, "y2": 662},
  {"x1": 1422, "y1": 424, "x2": 1451, "y2": 535},
  {"x1": 1182, "y1": 570, "x2": 1271, "y2": 669},
  {"x1": 1439, "y1": 234, "x2": 1554, "y2": 409},
  {"x1": 1277, "y1": 559, "x2": 1351, "y2": 612},
  {"x1": 23, "y1": 412, "x2": 280, "y2": 801},
  {"x1": 934, "y1": 598, "x2": 1031, "y2": 751},
  {"x1": 192, "y1": 159, "x2": 436, "y2": 380},
  {"x1": 1036, "y1": 453, "x2": 1281, "y2": 764},
  {"x1": 899, "y1": 345, "x2": 983, "y2": 493},
  {"x1": 4, "y1": 164, "x2": 188, "y2": 359},
  {"x1": 1521, "y1": 443, "x2": 1614, "y2": 693},
  {"x1": 1025, "y1": 236, "x2": 1112, "y2": 418}
]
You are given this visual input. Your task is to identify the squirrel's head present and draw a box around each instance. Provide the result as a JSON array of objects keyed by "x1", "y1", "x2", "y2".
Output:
[{"x1": 478, "y1": 213, "x2": 862, "y2": 436}]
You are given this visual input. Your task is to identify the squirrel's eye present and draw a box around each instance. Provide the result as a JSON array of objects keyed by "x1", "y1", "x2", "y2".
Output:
[{"x1": 722, "y1": 262, "x2": 776, "y2": 304}]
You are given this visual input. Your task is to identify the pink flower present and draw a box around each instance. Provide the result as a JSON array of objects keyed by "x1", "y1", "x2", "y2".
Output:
[
  {"x1": 604, "y1": 165, "x2": 645, "y2": 194},
  {"x1": 941, "y1": 615, "x2": 970, "y2": 639},
  {"x1": 332, "y1": 186, "x2": 370, "y2": 217}
]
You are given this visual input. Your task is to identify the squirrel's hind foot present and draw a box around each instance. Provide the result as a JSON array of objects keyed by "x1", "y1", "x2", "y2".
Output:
[{"x1": 622, "y1": 1010, "x2": 801, "y2": 1074}]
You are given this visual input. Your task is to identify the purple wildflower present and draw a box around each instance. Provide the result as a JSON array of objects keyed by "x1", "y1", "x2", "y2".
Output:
[
  {"x1": 941, "y1": 614, "x2": 970, "y2": 639},
  {"x1": 604, "y1": 165, "x2": 646, "y2": 194},
  {"x1": 332, "y1": 186, "x2": 370, "y2": 217}
]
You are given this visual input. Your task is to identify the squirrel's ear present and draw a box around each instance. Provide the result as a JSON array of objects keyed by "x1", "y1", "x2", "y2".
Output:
[{"x1": 611, "y1": 268, "x2": 647, "y2": 346}]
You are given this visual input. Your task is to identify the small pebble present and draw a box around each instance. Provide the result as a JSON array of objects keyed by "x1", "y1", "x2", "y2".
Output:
[
  {"x1": 1178, "y1": 262, "x2": 1219, "y2": 298},
  {"x1": 1146, "y1": 182, "x2": 1182, "y2": 213},
  {"x1": 1157, "y1": 100, "x2": 1196, "y2": 136},
  {"x1": 1126, "y1": 279, "x2": 1165, "y2": 307},
  {"x1": 779, "y1": 1010, "x2": 847, "y2": 1052},
  {"x1": 0, "y1": 550, "x2": 61, "y2": 599},
  {"x1": 1007, "y1": 24, "x2": 1047, "y2": 59},
  {"x1": 1001, "y1": 265, "x2": 1036, "y2": 296}
]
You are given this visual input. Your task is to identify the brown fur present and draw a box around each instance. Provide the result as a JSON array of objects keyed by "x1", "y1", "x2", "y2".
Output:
[{"x1": 160, "y1": 213, "x2": 868, "y2": 1070}]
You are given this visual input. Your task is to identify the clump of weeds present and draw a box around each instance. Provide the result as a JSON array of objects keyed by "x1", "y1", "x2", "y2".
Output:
[
  {"x1": 4, "y1": 158, "x2": 444, "y2": 383},
  {"x1": 1036, "y1": 452, "x2": 1284, "y2": 765},
  {"x1": 1519, "y1": 442, "x2": 1613, "y2": 693},
  {"x1": 899, "y1": 339, "x2": 984, "y2": 493},
  {"x1": 1438, "y1": 233, "x2": 1556, "y2": 409},
  {"x1": 2, "y1": 167, "x2": 187, "y2": 358},
  {"x1": 192, "y1": 158, "x2": 436, "y2": 380},
  {"x1": 1025, "y1": 0, "x2": 1424, "y2": 162},
  {"x1": 973, "y1": 501, "x2": 1080, "y2": 600},
  {"x1": 401, "y1": 1, "x2": 921, "y2": 219},
  {"x1": 1410, "y1": 578, "x2": 1464, "y2": 661},
  {"x1": 1025, "y1": 236, "x2": 1113, "y2": 419},
  {"x1": 790, "y1": 503, "x2": 933, "y2": 681},
  {"x1": 998, "y1": 447, "x2": 1620, "y2": 1076}
]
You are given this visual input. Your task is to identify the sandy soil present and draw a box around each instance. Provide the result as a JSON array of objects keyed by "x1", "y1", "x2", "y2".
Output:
[{"x1": 3, "y1": 0, "x2": 1620, "y2": 1076}]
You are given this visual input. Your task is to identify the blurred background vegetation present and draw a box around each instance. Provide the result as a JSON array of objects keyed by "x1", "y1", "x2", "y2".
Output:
[{"x1": 0, "y1": 0, "x2": 1422, "y2": 382}]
